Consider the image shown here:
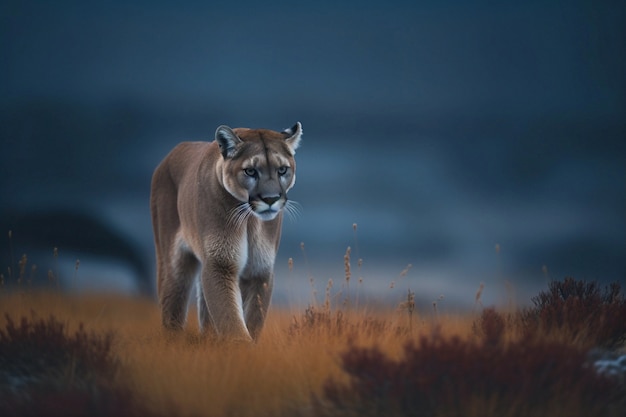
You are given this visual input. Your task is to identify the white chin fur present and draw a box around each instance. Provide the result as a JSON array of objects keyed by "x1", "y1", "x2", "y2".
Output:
[
  {"x1": 251, "y1": 200, "x2": 284, "y2": 221},
  {"x1": 252, "y1": 210, "x2": 280, "y2": 221}
]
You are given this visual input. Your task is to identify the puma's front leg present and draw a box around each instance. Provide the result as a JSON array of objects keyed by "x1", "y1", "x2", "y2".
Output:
[
  {"x1": 159, "y1": 246, "x2": 199, "y2": 331},
  {"x1": 196, "y1": 281, "x2": 217, "y2": 338},
  {"x1": 240, "y1": 273, "x2": 273, "y2": 341},
  {"x1": 200, "y1": 258, "x2": 252, "y2": 342}
]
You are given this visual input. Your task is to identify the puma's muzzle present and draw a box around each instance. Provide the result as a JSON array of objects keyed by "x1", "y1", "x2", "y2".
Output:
[{"x1": 249, "y1": 193, "x2": 286, "y2": 220}]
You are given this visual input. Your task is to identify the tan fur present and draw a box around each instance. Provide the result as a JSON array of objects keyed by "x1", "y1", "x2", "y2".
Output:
[{"x1": 150, "y1": 123, "x2": 302, "y2": 342}]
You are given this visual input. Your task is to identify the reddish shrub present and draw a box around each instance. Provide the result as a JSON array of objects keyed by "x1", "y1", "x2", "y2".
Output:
[
  {"x1": 0, "y1": 312, "x2": 159, "y2": 417},
  {"x1": 518, "y1": 278, "x2": 626, "y2": 348},
  {"x1": 472, "y1": 307, "x2": 507, "y2": 347},
  {"x1": 0, "y1": 312, "x2": 116, "y2": 382},
  {"x1": 318, "y1": 335, "x2": 623, "y2": 417}
]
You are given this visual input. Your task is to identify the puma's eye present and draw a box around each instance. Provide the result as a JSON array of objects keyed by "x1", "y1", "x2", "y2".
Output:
[
  {"x1": 244, "y1": 168, "x2": 257, "y2": 177},
  {"x1": 277, "y1": 166, "x2": 288, "y2": 176}
]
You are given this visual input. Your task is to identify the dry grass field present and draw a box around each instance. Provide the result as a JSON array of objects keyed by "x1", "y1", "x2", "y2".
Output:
[{"x1": 1, "y1": 271, "x2": 625, "y2": 416}]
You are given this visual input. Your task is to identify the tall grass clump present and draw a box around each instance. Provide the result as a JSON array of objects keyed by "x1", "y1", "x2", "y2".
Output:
[{"x1": 288, "y1": 240, "x2": 420, "y2": 345}]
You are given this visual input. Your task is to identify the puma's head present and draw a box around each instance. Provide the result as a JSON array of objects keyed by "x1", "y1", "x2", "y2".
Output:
[{"x1": 215, "y1": 122, "x2": 302, "y2": 221}]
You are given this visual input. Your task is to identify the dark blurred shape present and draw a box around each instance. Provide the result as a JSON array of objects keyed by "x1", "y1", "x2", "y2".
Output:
[{"x1": 0, "y1": 209, "x2": 151, "y2": 294}]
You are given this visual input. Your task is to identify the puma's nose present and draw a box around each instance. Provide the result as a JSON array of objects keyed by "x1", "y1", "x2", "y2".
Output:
[{"x1": 261, "y1": 195, "x2": 281, "y2": 206}]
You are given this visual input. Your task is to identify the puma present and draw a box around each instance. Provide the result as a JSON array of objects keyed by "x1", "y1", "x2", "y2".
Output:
[{"x1": 150, "y1": 122, "x2": 302, "y2": 342}]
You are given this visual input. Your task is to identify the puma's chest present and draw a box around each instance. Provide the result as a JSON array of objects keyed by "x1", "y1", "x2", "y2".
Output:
[{"x1": 239, "y1": 224, "x2": 277, "y2": 278}]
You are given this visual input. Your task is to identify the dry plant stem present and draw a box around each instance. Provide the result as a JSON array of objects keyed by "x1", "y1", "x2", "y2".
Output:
[
  {"x1": 343, "y1": 246, "x2": 351, "y2": 308},
  {"x1": 53, "y1": 247, "x2": 59, "y2": 289},
  {"x1": 7, "y1": 231, "x2": 15, "y2": 282},
  {"x1": 407, "y1": 289, "x2": 415, "y2": 333},
  {"x1": 74, "y1": 259, "x2": 80, "y2": 289},
  {"x1": 355, "y1": 277, "x2": 362, "y2": 311},
  {"x1": 390, "y1": 263, "x2": 413, "y2": 289},
  {"x1": 474, "y1": 282, "x2": 485, "y2": 312},
  {"x1": 29, "y1": 264, "x2": 36, "y2": 287},
  {"x1": 300, "y1": 242, "x2": 318, "y2": 307},
  {"x1": 351, "y1": 223, "x2": 360, "y2": 262},
  {"x1": 18, "y1": 254, "x2": 27, "y2": 285},
  {"x1": 352, "y1": 224, "x2": 363, "y2": 313}
]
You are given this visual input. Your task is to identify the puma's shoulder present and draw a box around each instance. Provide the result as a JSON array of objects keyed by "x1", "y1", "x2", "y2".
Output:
[{"x1": 152, "y1": 141, "x2": 216, "y2": 185}]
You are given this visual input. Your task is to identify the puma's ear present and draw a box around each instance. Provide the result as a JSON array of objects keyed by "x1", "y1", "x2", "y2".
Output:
[
  {"x1": 282, "y1": 122, "x2": 302, "y2": 153},
  {"x1": 215, "y1": 125, "x2": 242, "y2": 159}
]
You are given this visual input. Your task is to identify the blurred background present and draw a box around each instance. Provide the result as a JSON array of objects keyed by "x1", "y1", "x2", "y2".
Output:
[{"x1": 1, "y1": 0, "x2": 624, "y2": 310}]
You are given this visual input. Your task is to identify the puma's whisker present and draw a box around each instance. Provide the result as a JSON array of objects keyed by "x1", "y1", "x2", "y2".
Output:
[
  {"x1": 285, "y1": 200, "x2": 302, "y2": 221},
  {"x1": 227, "y1": 203, "x2": 253, "y2": 228}
]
